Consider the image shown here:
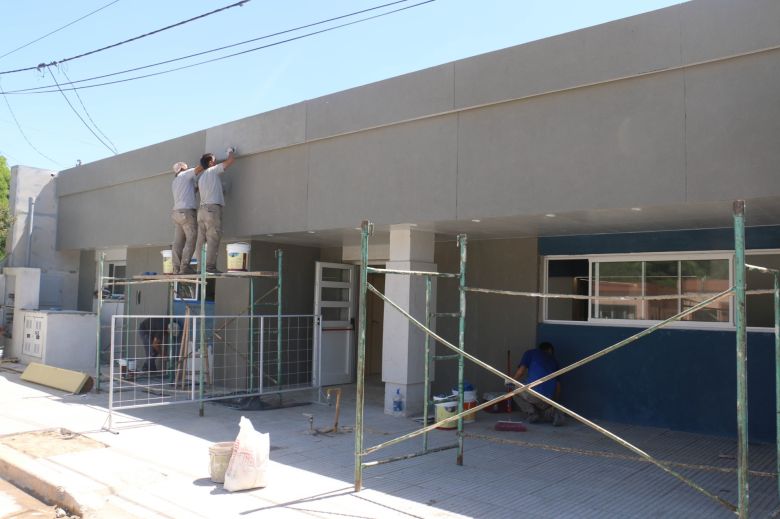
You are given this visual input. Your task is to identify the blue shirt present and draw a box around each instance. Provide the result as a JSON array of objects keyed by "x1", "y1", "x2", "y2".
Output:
[{"x1": 519, "y1": 349, "x2": 559, "y2": 399}]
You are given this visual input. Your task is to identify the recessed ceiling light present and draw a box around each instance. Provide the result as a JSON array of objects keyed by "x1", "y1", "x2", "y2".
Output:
[
  {"x1": 631, "y1": 207, "x2": 642, "y2": 212},
  {"x1": 409, "y1": 223, "x2": 418, "y2": 227},
  {"x1": 471, "y1": 219, "x2": 481, "y2": 223},
  {"x1": 266, "y1": 234, "x2": 273, "y2": 237},
  {"x1": 307, "y1": 231, "x2": 316, "y2": 234},
  {"x1": 545, "y1": 213, "x2": 556, "y2": 218}
]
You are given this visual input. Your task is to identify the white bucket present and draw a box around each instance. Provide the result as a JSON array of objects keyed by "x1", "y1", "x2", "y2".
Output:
[
  {"x1": 208, "y1": 441, "x2": 234, "y2": 483},
  {"x1": 161, "y1": 250, "x2": 173, "y2": 274},
  {"x1": 226, "y1": 242, "x2": 250, "y2": 272},
  {"x1": 452, "y1": 388, "x2": 477, "y2": 402}
]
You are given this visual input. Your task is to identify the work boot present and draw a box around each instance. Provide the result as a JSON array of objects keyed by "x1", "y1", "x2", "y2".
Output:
[
  {"x1": 552, "y1": 410, "x2": 565, "y2": 427},
  {"x1": 527, "y1": 412, "x2": 541, "y2": 424},
  {"x1": 179, "y1": 266, "x2": 197, "y2": 275},
  {"x1": 206, "y1": 267, "x2": 223, "y2": 274}
]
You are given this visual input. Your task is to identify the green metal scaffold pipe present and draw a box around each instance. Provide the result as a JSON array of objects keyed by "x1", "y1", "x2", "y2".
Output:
[
  {"x1": 733, "y1": 200, "x2": 749, "y2": 518},
  {"x1": 199, "y1": 245, "x2": 207, "y2": 417},
  {"x1": 456, "y1": 234, "x2": 466, "y2": 465},
  {"x1": 423, "y1": 275, "x2": 432, "y2": 452},
  {"x1": 249, "y1": 277, "x2": 255, "y2": 392},
  {"x1": 95, "y1": 253, "x2": 105, "y2": 393},
  {"x1": 354, "y1": 220, "x2": 371, "y2": 491},
  {"x1": 775, "y1": 272, "x2": 780, "y2": 503},
  {"x1": 276, "y1": 250, "x2": 283, "y2": 390}
]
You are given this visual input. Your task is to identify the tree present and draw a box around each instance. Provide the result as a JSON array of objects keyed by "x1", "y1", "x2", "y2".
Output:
[{"x1": 0, "y1": 156, "x2": 12, "y2": 258}]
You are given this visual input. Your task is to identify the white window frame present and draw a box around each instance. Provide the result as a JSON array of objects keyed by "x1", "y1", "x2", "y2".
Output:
[
  {"x1": 104, "y1": 261, "x2": 127, "y2": 300},
  {"x1": 745, "y1": 248, "x2": 780, "y2": 333},
  {"x1": 543, "y1": 250, "x2": 736, "y2": 330}
]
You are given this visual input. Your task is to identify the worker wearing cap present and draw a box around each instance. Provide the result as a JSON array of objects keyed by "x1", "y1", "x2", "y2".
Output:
[
  {"x1": 195, "y1": 147, "x2": 236, "y2": 273},
  {"x1": 171, "y1": 161, "x2": 202, "y2": 274}
]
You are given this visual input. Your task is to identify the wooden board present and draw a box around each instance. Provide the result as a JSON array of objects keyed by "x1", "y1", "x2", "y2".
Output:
[{"x1": 20, "y1": 363, "x2": 93, "y2": 394}]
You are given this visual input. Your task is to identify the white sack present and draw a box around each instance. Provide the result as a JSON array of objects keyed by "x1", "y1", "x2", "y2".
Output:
[{"x1": 223, "y1": 416, "x2": 270, "y2": 492}]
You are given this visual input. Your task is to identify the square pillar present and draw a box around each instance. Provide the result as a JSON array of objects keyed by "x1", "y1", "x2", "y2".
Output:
[{"x1": 382, "y1": 226, "x2": 436, "y2": 416}]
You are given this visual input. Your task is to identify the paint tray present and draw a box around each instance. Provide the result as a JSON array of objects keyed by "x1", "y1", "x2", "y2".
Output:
[{"x1": 494, "y1": 420, "x2": 527, "y2": 432}]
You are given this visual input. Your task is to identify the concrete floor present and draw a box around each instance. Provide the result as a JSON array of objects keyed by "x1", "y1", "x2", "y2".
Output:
[{"x1": 0, "y1": 364, "x2": 777, "y2": 518}]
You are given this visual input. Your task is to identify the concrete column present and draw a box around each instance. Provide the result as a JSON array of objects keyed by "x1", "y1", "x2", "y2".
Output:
[{"x1": 382, "y1": 226, "x2": 436, "y2": 416}]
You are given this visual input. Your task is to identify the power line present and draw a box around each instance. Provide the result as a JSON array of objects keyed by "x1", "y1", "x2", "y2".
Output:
[
  {"x1": 0, "y1": 0, "x2": 251, "y2": 76},
  {"x1": 59, "y1": 66, "x2": 118, "y2": 153},
  {"x1": 0, "y1": 79, "x2": 61, "y2": 166},
  {"x1": 0, "y1": 0, "x2": 122, "y2": 62},
  {"x1": 45, "y1": 65, "x2": 117, "y2": 155},
  {"x1": 5, "y1": 0, "x2": 416, "y2": 95},
  {"x1": 2, "y1": 0, "x2": 436, "y2": 95}
]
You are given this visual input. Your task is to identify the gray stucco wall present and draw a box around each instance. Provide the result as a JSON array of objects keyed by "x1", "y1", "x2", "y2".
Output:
[
  {"x1": 55, "y1": 0, "x2": 780, "y2": 251},
  {"x1": 214, "y1": 241, "x2": 320, "y2": 317},
  {"x1": 433, "y1": 238, "x2": 539, "y2": 398}
]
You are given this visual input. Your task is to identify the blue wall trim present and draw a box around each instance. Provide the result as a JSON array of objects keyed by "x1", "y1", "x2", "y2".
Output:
[
  {"x1": 539, "y1": 226, "x2": 780, "y2": 256},
  {"x1": 538, "y1": 322, "x2": 775, "y2": 442}
]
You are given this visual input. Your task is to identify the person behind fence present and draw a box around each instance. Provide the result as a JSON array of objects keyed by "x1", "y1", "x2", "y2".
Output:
[
  {"x1": 509, "y1": 341, "x2": 565, "y2": 426},
  {"x1": 138, "y1": 317, "x2": 180, "y2": 372},
  {"x1": 195, "y1": 146, "x2": 237, "y2": 274}
]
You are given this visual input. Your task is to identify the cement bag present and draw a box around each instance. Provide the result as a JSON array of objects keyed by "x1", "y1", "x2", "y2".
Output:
[{"x1": 223, "y1": 416, "x2": 270, "y2": 492}]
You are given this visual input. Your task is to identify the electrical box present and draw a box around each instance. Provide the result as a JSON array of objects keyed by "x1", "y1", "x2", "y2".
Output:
[{"x1": 17, "y1": 309, "x2": 97, "y2": 372}]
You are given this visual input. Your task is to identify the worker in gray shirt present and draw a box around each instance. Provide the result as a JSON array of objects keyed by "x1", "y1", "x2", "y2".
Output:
[
  {"x1": 195, "y1": 147, "x2": 236, "y2": 273},
  {"x1": 170, "y1": 161, "x2": 202, "y2": 275}
]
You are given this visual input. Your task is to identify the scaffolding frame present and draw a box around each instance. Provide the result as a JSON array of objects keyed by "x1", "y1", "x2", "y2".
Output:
[
  {"x1": 95, "y1": 246, "x2": 283, "y2": 417},
  {"x1": 353, "y1": 200, "x2": 778, "y2": 519}
]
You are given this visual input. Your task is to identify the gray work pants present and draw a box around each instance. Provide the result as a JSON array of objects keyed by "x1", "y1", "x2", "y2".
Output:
[
  {"x1": 171, "y1": 209, "x2": 197, "y2": 273},
  {"x1": 195, "y1": 204, "x2": 223, "y2": 271},
  {"x1": 513, "y1": 391, "x2": 555, "y2": 422}
]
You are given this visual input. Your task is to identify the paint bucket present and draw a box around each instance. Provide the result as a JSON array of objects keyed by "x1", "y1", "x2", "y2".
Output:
[
  {"x1": 226, "y1": 242, "x2": 250, "y2": 272},
  {"x1": 435, "y1": 402, "x2": 457, "y2": 429},
  {"x1": 463, "y1": 399, "x2": 478, "y2": 423},
  {"x1": 452, "y1": 385, "x2": 477, "y2": 403},
  {"x1": 161, "y1": 250, "x2": 173, "y2": 274},
  {"x1": 483, "y1": 392, "x2": 511, "y2": 413},
  {"x1": 208, "y1": 441, "x2": 234, "y2": 483}
]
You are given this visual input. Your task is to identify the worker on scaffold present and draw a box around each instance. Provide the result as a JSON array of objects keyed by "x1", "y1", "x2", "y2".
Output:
[
  {"x1": 170, "y1": 161, "x2": 202, "y2": 275},
  {"x1": 510, "y1": 341, "x2": 566, "y2": 426},
  {"x1": 194, "y1": 147, "x2": 237, "y2": 274}
]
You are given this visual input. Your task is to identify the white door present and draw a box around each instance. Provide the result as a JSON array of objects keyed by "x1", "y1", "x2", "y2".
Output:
[{"x1": 314, "y1": 262, "x2": 356, "y2": 386}]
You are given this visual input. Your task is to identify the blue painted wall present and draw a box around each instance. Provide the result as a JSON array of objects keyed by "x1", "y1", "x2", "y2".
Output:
[
  {"x1": 538, "y1": 323, "x2": 775, "y2": 442},
  {"x1": 537, "y1": 226, "x2": 780, "y2": 443}
]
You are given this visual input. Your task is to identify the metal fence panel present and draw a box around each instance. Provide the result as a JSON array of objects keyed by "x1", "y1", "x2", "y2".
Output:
[{"x1": 108, "y1": 314, "x2": 321, "y2": 411}]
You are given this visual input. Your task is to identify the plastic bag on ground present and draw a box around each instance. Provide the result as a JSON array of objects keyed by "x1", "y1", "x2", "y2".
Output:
[{"x1": 223, "y1": 416, "x2": 270, "y2": 492}]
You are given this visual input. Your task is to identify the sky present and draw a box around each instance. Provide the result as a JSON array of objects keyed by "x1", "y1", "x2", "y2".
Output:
[{"x1": 0, "y1": 0, "x2": 687, "y2": 170}]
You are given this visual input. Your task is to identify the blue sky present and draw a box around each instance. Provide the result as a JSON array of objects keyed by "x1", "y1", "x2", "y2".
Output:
[{"x1": 0, "y1": 0, "x2": 686, "y2": 170}]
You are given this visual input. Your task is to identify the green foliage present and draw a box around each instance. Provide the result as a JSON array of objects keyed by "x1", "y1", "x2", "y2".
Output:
[{"x1": 0, "y1": 156, "x2": 11, "y2": 257}]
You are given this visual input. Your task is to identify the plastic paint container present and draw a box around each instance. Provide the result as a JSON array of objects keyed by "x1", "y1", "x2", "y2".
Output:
[
  {"x1": 226, "y1": 242, "x2": 250, "y2": 272},
  {"x1": 435, "y1": 402, "x2": 457, "y2": 429},
  {"x1": 463, "y1": 399, "x2": 478, "y2": 423},
  {"x1": 208, "y1": 441, "x2": 235, "y2": 483},
  {"x1": 161, "y1": 250, "x2": 173, "y2": 274}
]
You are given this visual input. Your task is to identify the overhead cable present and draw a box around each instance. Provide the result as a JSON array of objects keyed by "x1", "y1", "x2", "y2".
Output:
[
  {"x1": 0, "y1": 0, "x2": 250, "y2": 76},
  {"x1": 2, "y1": 0, "x2": 435, "y2": 95},
  {"x1": 59, "y1": 66, "x2": 118, "y2": 153},
  {"x1": 45, "y1": 65, "x2": 117, "y2": 155},
  {"x1": 0, "y1": 79, "x2": 61, "y2": 166},
  {"x1": 0, "y1": 0, "x2": 122, "y2": 62},
  {"x1": 6, "y1": 0, "x2": 417, "y2": 94}
]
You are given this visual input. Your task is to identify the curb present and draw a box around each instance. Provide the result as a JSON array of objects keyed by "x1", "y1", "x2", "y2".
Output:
[{"x1": 0, "y1": 443, "x2": 85, "y2": 517}]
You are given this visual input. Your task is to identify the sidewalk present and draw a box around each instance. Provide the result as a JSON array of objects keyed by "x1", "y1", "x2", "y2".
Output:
[{"x1": 0, "y1": 364, "x2": 777, "y2": 518}]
